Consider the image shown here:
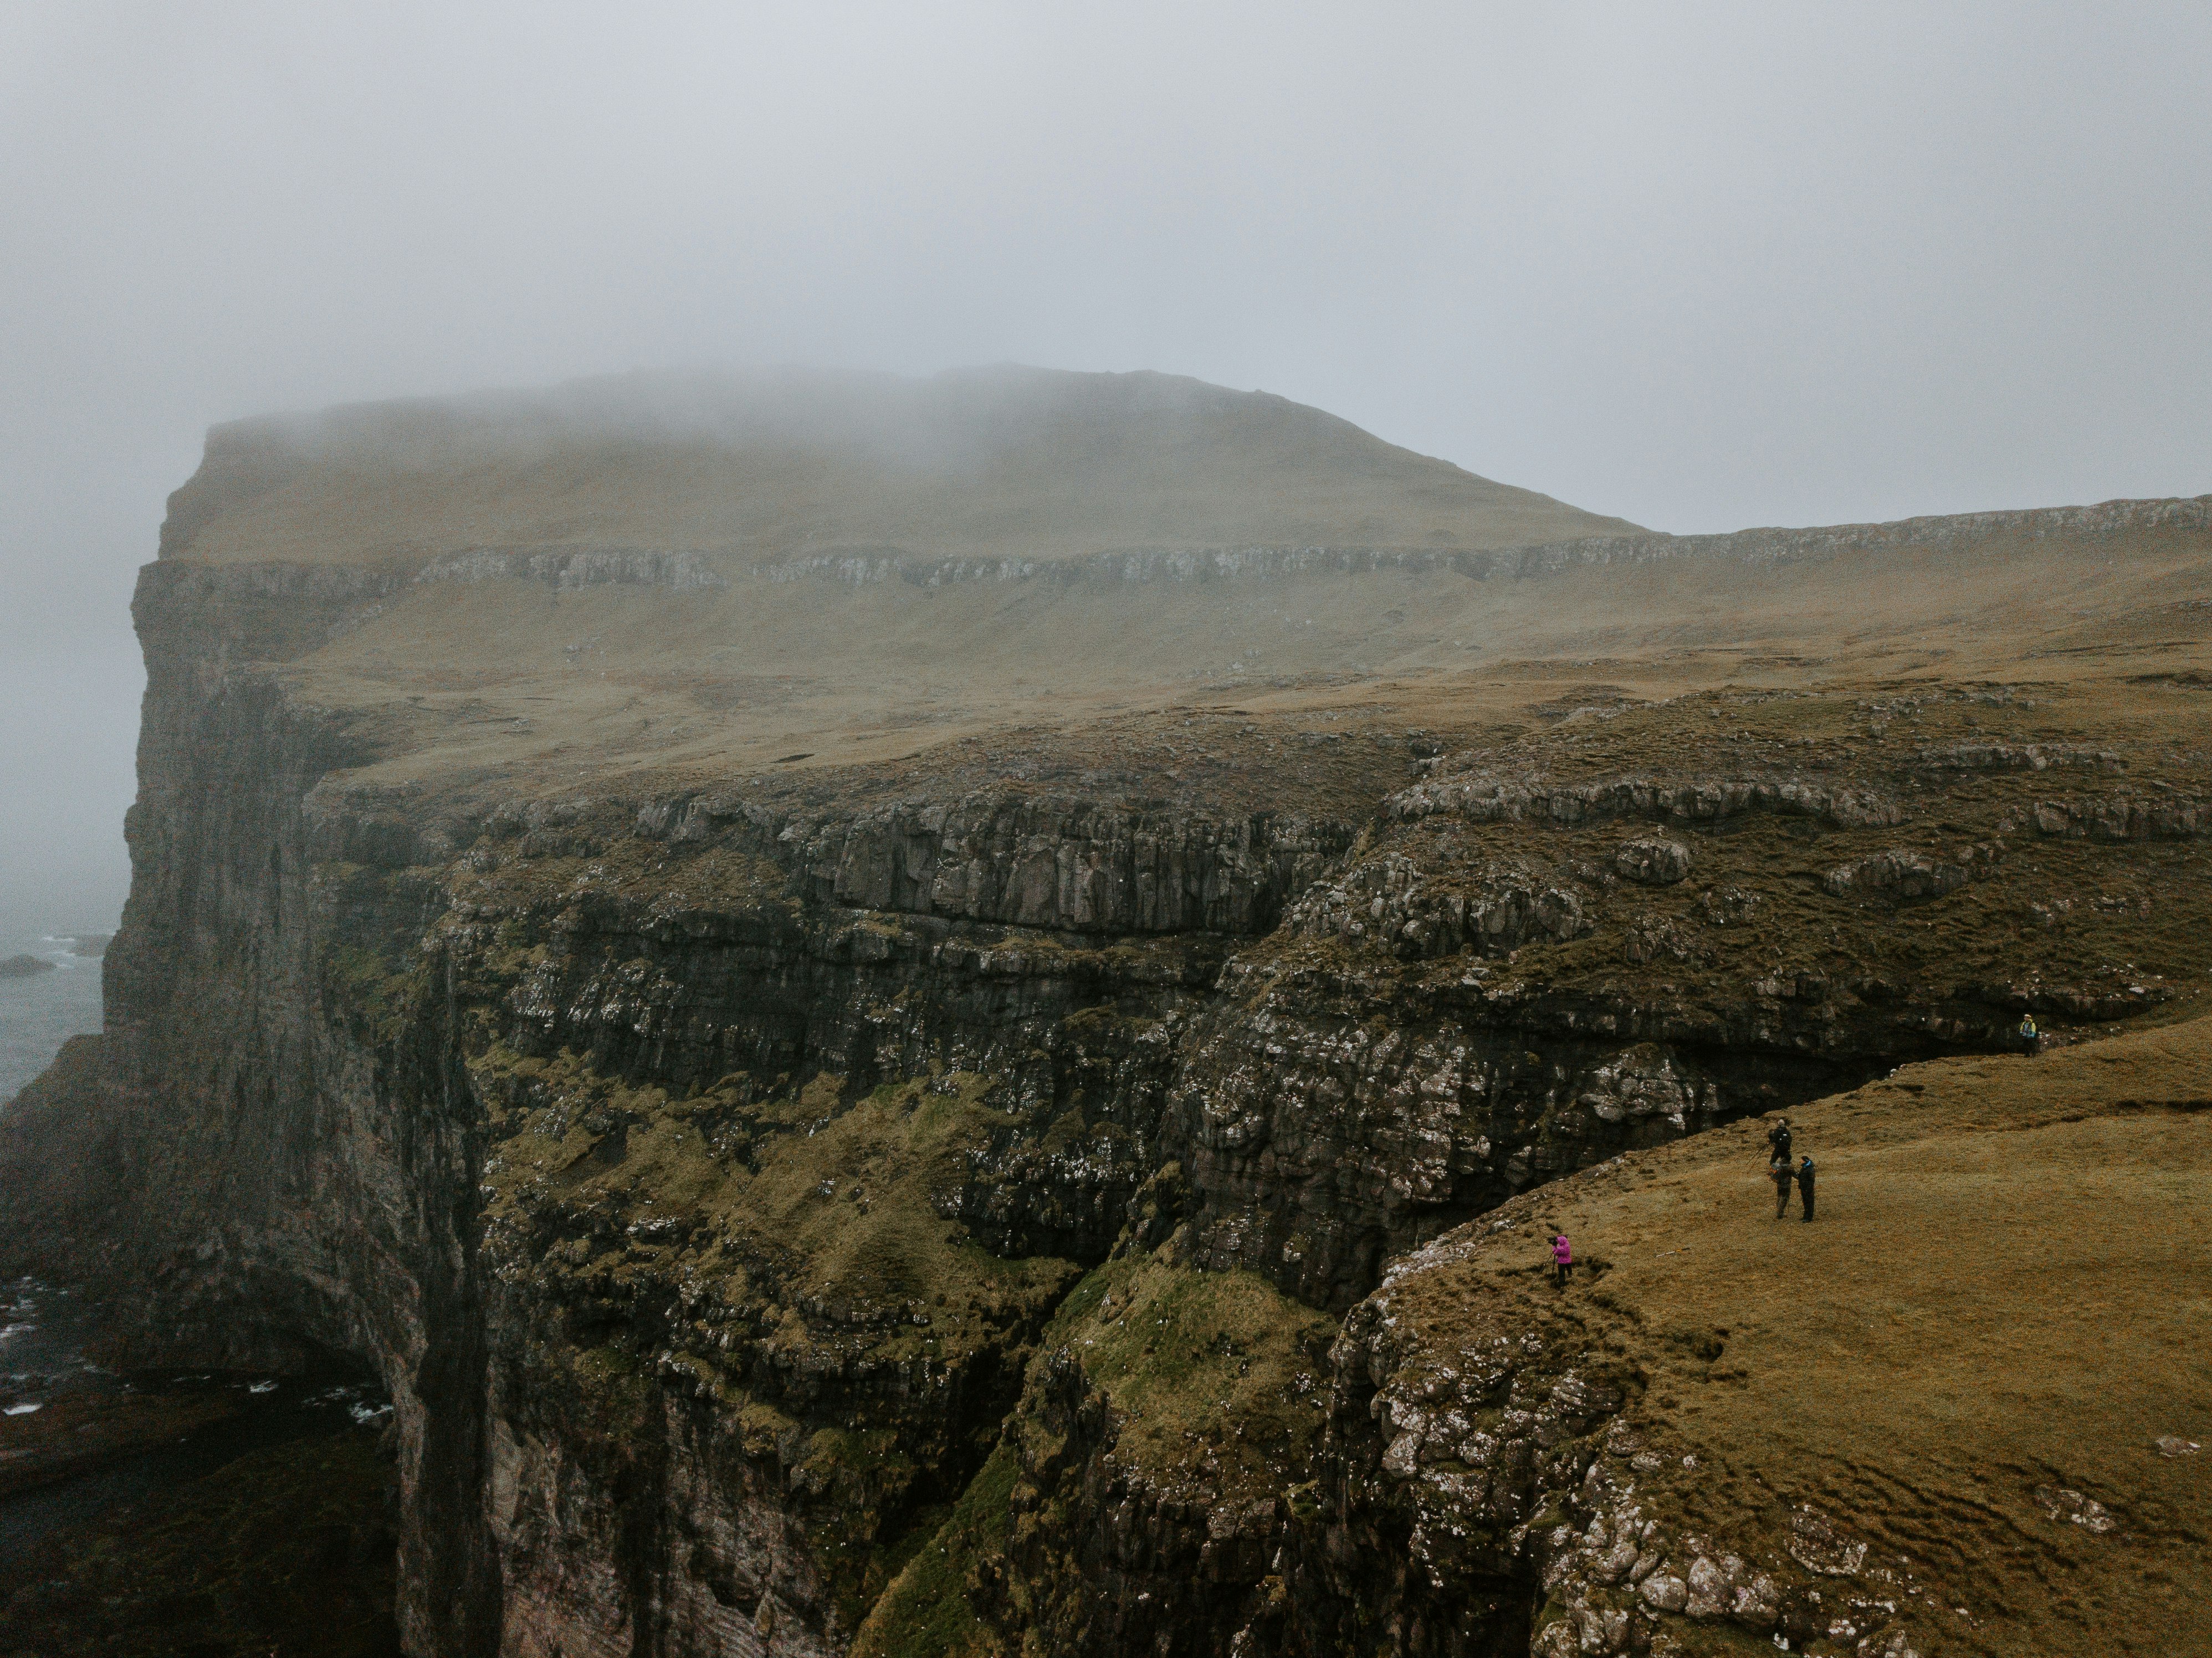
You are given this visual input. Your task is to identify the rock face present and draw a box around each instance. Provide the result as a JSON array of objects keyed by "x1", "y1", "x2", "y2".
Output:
[
  {"x1": 1611, "y1": 838, "x2": 1692, "y2": 886},
  {"x1": 4, "y1": 403, "x2": 2210, "y2": 1657},
  {"x1": 0, "y1": 953, "x2": 56, "y2": 978}
]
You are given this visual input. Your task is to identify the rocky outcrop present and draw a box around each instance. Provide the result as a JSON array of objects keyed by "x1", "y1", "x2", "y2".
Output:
[
  {"x1": 1389, "y1": 770, "x2": 1903, "y2": 832},
  {"x1": 1915, "y1": 741, "x2": 2122, "y2": 773},
  {"x1": 0, "y1": 1036, "x2": 109, "y2": 1243},
  {"x1": 421, "y1": 547, "x2": 729, "y2": 592},
  {"x1": 1821, "y1": 851, "x2": 1969, "y2": 900},
  {"x1": 781, "y1": 795, "x2": 1346, "y2": 935},
  {"x1": 1284, "y1": 854, "x2": 1587, "y2": 961},
  {"x1": 1611, "y1": 838, "x2": 1691, "y2": 886},
  {"x1": 2018, "y1": 792, "x2": 2212, "y2": 841}
]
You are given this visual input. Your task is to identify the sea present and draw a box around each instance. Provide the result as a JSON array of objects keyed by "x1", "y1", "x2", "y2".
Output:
[
  {"x1": 0, "y1": 929, "x2": 106, "y2": 1107},
  {"x1": 0, "y1": 925, "x2": 396, "y2": 1579}
]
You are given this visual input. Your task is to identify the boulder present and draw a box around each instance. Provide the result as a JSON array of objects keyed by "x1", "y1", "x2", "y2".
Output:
[
  {"x1": 1615, "y1": 837, "x2": 1693, "y2": 885},
  {"x1": 1821, "y1": 851, "x2": 1967, "y2": 901}
]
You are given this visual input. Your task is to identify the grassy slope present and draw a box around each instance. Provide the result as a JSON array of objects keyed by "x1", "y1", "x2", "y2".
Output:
[
  {"x1": 1034, "y1": 1251, "x2": 1339, "y2": 1500},
  {"x1": 144, "y1": 365, "x2": 2209, "y2": 799},
  {"x1": 852, "y1": 1248, "x2": 1340, "y2": 1658},
  {"x1": 848, "y1": 1443, "x2": 1018, "y2": 1658},
  {"x1": 222, "y1": 518, "x2": 2212, "y2": 792},
  {"x1": 1400, "y1": 1013, "x2": 2212, "y2": 1656},
  {"x1": 472, "y1": 1055, "x2": 1085, "y2": 1632}
]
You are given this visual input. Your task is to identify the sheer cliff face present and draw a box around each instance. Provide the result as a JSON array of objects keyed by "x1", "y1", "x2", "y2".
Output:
[{"x1": 6, "y1": 376, "x2": 2211, "y2": 1657}]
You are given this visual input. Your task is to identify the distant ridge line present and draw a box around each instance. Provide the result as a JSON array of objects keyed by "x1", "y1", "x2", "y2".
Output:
[
  {"x1": 163, "y1": 493, "x2": 2212, "y2": 598},
  {"x1": 1505, "y1": 492, "x2": 2212, "y2": 574},
  {"x1": 730, "y1": 492, "x2": 2212, "y2": 589}
]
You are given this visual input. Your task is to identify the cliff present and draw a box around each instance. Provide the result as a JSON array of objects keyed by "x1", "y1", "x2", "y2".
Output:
[
  {"x1": 1274, "y1": 1014, "x2": 2211, "y2": 1658},
  {"x1": 3, "y1": 372, "x2": 2210, "y2": 1657}
]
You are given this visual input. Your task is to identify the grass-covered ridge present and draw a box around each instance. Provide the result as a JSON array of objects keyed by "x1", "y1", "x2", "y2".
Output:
[
  {"x1": 849, "y1": 1443, "x2": 1019, "y2": 1658},
  {"x1": 1354, "y1": 1012, "x2": 2212, "y2": 1657},
  {"x1": 1038, "y1": 1251, "x2": 1338, "y2": 1497}
]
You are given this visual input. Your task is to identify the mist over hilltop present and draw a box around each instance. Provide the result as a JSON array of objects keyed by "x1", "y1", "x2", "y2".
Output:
[
  {"x1": 7, "y1": 6, "x2": 2212, "y2": 934},
  {"x1": 164, "y1": 365, "x2": 1642, "y2": 568}
]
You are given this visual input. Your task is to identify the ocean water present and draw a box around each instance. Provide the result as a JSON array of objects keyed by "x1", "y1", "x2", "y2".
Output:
[
  {"x1": 0, "y1": 932, "x2": 107, "y2": 1107},
  {"x1": 0, "y1": 1276, "x2": 393, "y2": 1570}
]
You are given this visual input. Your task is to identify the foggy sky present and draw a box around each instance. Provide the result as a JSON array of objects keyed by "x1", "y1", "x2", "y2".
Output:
[{"x1": 4, "y1": 1, "x2": 2209, "y2": 933}]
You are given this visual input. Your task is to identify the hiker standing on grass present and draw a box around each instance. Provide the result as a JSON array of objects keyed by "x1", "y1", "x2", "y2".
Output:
[
  {"x1": 1797, "y1": 1155, "x2": 1816, "y2": 1221},
  {"x1": 1771, "y1": 1156, "x2": 1795, "y2": 1219},
  {"x1": 2019, "y1": 1013, "x2": 2041, "y2": 1054},
  {"x1": 1552, "y1": 1234, "x2": 1573, "y2": 1288},
  {"x1": 1767, "y1": 1117, "x2": 1793, "y2": 1165}
]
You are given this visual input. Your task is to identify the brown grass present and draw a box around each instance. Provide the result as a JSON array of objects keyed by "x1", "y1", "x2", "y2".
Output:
[
  {"x1": 1388, "y1": 1015, "x2": 2212, "y2": 1656},
  {"x1": 144, "y1": 372, "x2": 2211, "y2": 797}
]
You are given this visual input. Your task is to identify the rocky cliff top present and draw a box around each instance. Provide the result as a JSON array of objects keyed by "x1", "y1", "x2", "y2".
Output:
[{"x1": 1298, "y1": 1009, "x2": 2212, "y2": 1658}]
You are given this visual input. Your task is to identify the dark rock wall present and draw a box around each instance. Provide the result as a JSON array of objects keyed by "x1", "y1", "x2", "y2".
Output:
[{"x1": 76, "y1": 585, "x2": 504, "y2": 1653}]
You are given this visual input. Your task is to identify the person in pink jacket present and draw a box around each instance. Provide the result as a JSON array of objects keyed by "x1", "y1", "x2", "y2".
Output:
[{"x1": 1552, "y1": 1234, "x2": 1573, "y2": 1288}]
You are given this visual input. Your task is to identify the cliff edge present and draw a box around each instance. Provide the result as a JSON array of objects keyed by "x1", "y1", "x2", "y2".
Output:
[{"x1": 3, "y1": 372, "x2": 2209, "y2": 1657}]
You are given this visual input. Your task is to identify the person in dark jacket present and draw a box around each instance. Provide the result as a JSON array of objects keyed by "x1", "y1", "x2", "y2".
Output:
[
  {"x1": 1767, "y1": 1118, "x2": 1793, "y2": 1165},
  {"x1": 1771, "y1": 1156, "x2": 1794, "y2": 1219},
  {"x1": 1797, "y1": 1155, "x2": 1816, "y2": 1221}
]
